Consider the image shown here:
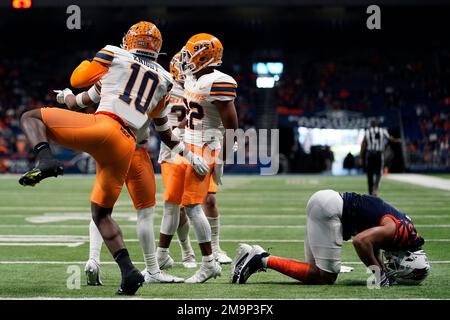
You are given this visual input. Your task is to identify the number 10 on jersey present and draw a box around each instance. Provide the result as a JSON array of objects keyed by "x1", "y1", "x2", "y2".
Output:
[{"x1": 119, "y1": 63, "x2": 159, "y2": 114}]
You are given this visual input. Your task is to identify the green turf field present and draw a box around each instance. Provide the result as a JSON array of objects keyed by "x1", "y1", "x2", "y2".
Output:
[{"x1": 0, "y1": 174, "x2": 449, "y2": 299}]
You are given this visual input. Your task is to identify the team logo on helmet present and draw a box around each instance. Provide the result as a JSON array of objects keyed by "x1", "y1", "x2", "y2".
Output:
[
  {"x1": 181, "y1": 33, "x2": 223, "y2": 74},
  {"x1": 121, "y1": 21, "x2": 162, "y2": 59}
]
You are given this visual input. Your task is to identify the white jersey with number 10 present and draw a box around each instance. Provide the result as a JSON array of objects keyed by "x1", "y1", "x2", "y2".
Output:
[{"x1": 94, "y1": 45, "x2": 172, "y2": 131}]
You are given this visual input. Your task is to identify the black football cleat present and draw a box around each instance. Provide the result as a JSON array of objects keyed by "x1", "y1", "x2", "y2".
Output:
[
  {"x1": 115, "y1": 268, "x2": 145, "y2": 296},
  {"x1": 19, "y1": 158, "x2": 64, "y2": 187},
  {"x1": 231, "y1": 244, "x2": 269, "y2": 284}
]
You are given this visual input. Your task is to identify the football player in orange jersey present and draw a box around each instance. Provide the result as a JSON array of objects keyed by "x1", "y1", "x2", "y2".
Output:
[
  {"x1": 155, "y1": 34, "x2": 238, "y2": 283},
  {"x1": 19, "y1": 22, "x2": 209, "y2": 294},
  {"x1": 55, "y1": 81, "x2": 185, "y2": 285}
]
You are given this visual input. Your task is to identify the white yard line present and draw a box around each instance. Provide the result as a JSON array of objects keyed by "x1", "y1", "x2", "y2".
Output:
[
  {"x1": 1, "y1": 224, "x2": 450, "y2": 229},
  {"x1": 0, "y1": 260, "x2": 449, "y2": 265},
  {"x1": 0, "y1": 242, "x2": 84, "y2": 247},
  {"x1": 387, "y1": 174, "x2": 450, "y2": 191}
]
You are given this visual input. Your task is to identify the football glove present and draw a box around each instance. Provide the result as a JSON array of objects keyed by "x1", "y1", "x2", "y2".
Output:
[
  {"x1": 54, "y1": 88, "x2": 73, "y2": 104},
  {"x1": 184, "y1": 150, "x2": 209, "y2": 176}
]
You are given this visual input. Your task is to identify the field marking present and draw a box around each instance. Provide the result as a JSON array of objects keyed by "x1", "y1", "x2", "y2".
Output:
[
  {"x1": 16, "y1": 214, "x2": 450, "y2": 221},
  {"x1": 0, "y1": 242, "x2": 83, "y2": 247},
  {"x1": 0, "y1": 260, "x2": 449, "y2": 265},
  {"x1": 2, "y1": 223, "x2": 450, "y2": 229},
  {"x1": 1, "y1": 235, "x2": 450, "y2": 246},
  {"x1": 387, "y1": 174, "x2": 450, "y2": 191},
  {"x1": 0, "y1": 297, "x2": 447, "y2": 301}
]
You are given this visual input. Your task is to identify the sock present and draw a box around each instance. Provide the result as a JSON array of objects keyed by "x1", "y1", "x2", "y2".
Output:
[
  {"x1": 207, "y1": 217, "x2": 220, "y2": 253},
  {"x1": 261, "y1": 256, "x2": 269, "y2": 268},
  {"x1": 177, "y1": 221, "x2": 194, "y2": 256},
  {"x1": 202, "y1": 254, "x2": 215, "y2": 267},
  {"x1": 113, "y1": 248, "x2": 134, "y2": 276},
  {"x1": 33, "y1": 142, "x2": 52, "y2": 160},
  {"x1": 185, "y1": 205, "x2": 211, "y2": 243},
  {"x1": 89, "y1": 219, "x2": 103, "y2": 264},
  {"x1": 136, "y1": 206, "x2": 159, "y2": 274},
  {"x1": 156, "y1": 247, "x2": 169, "y2": 260},
  {"x1": 267, "y1": 256, "x2": 312, "y2": 283}
]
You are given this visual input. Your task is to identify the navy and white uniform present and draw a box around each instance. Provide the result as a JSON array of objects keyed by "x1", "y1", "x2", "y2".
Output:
[
  {"x1": 341, "y1": 192, "x2": 424, "y2": 250},
  {"x1": 305, "y1": 190, "x2": 424, "y2": 274}
]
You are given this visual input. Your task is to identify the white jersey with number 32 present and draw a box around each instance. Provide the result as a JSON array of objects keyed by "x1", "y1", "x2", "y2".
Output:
[
  {"x1": 183, "y1": 69, "x2": 237, "y2": 150},
  {"x1": 95, "y1": 45, "x2": 172, "y2": 131}
]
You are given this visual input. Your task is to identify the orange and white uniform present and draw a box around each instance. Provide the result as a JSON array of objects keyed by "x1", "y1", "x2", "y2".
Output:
[
  {"x1": 158, "y1": 82, "x2": 187, "y2": 164},
  {"x1": 41, "y1": 45, "x2": 172, "y2": 208},
  {"x1": 162, "y1": 70, "x2": 237, "y2": 206}
]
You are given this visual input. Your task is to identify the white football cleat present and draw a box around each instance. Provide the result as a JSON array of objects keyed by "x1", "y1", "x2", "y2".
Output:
[
  {"x1": 158, "y1": 254, "x2": 174, "y2": 270},
  {"x1": 85, "y1": 259, "x2": 102, "y2": 286},
  {"x1": 182, "y1": 253, "x2": 197, "y2": 269},
  {"x1": 184, "y1": 262, "x2": 222, "y2": 283},
  {"x1": 215, "y1": 249, "x2": 233, "y2": 264},
  {"x1": 141, "y1": 269, "x2": 184, "y2": 283}
]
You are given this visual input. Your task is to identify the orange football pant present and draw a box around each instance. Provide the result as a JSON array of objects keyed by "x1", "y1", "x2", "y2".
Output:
[
  {"x1": 125, "y1": 146, "x2": 156, "y2": 209},
  {"x1": 41, "y1": 107, "x2": 136, "y2": 208},
  {"x1": 161, "y1": 144, "x2": 216, "y2": 206}
]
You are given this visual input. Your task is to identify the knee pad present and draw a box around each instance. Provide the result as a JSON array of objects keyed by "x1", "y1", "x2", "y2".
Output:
[
  {"x1": 160, "y1": 202, "x2": 180, "y2": 235},
  {"x1": 137, "y1": 206, "x2": 155, "y2": 222},
  {"x1": 185, "y1": 204, "x2": 211, "y2": 243}
]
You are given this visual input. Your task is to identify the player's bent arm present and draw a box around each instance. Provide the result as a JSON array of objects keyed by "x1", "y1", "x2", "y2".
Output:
[
  {"x1": 352, "y1": 217, "x2": 396, "y2": 270},
  {"x1": 56, "y1": 84, "x2": 101, "y2": 111},
  {"x1": 70, "y1": 60, "x2": 108, "y2": 88},
  {"x1": 154, "y1": 116, "x2": 181, "y2": 149},
  {"x1": 154, "y1": 116, "x2": 209, "y2": 176},
  {"x1": 214, "y1": 100, "x2": 238, "y2": 163}
]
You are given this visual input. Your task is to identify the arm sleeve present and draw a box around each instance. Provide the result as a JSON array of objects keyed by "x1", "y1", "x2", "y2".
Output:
[
  {"x1": 70, "y1": 60, "x2": 109, "y2": 88},
  {"x1": 70, "y1": 47, "x2": 113, "y2": 88},
  {"x1": 87, "y1": 82, "x2": 102, "y2": 104}
]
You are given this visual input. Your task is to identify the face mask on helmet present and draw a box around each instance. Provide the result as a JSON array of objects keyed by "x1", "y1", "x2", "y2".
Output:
[
  {"x1": 170, "y1": 52, "x2": 185, "y2": 84},
  {"x1": 384, "y1": 250, "x2": 430, "y2": 285},
  {"x1": 181, "y1": 34, "x2": 223, "y2": 75}
]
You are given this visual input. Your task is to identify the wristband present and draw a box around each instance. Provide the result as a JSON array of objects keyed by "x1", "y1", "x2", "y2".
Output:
[
  {"x1": 155, "y1": 121, "x2": 170, "y2": 132},
  {"x1": 75, "y1": 93, "x2": 88, "y2": 108}
]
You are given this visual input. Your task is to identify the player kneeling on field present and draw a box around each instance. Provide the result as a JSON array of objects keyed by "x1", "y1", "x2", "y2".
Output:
[{"x1": 231, "y1": 190, "x2": 430, "y2": 287}]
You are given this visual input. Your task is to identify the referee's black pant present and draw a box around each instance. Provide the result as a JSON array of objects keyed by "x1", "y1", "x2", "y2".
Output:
[{"x1": 366, "y1": 151, "x2": 383, "y2": 196}]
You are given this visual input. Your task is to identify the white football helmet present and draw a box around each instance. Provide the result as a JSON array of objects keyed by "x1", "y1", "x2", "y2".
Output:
[{"x1": 384, "y1": 250, "x2": 430, "y2": 285}]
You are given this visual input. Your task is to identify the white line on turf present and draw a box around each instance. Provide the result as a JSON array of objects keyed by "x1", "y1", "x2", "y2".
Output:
[
  {"x1": 0, "y1": 242, "x2": 84, "y2": 247},
  {"x1": 0, "y1": 213, "x2": 448, "y2": 219},
  {"x1": 0, "y1": 260, "x2": 449, "y2": 265},
  {"x1": 1, "y1": 224, "x2": 450, "y2": 228},
  {"x1": 387, "y1": 173, "x2": 450, "y2": 191}
]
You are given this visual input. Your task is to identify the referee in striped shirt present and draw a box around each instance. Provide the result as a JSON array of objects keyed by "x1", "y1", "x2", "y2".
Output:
[{"x1": 360, "y1": 120, "x2": 400, "y2": 196}]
